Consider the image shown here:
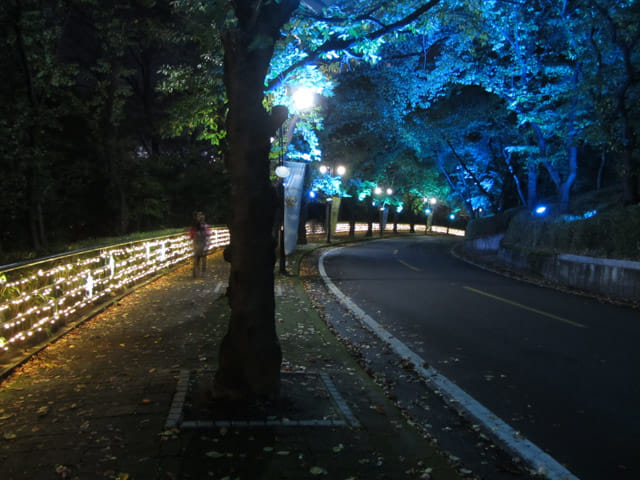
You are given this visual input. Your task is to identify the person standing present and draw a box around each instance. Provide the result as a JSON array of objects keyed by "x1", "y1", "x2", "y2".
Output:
[{"x1": 189, "y1": 211, "x2": 210, "y2": 278}]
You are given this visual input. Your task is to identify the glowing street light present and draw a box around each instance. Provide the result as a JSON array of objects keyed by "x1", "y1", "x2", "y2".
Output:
[
  {"x1": 293, "y1": 87, "x2": 315, "y2": 111},
  {"x1": 318, "y1": 164, "x2": 347, "y2": 242},
  {"x1": 425, "y1": 198, "x2": 437, "y2": 234}
]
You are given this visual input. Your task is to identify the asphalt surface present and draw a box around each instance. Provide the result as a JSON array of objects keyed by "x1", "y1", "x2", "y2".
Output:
[{"x1": 319, "y1": 235, "x2": 640, "y2": 480}]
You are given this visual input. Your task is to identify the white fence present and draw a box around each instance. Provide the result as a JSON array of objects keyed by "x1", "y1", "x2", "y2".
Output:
[{"x1": 0, "y1": 228, "x2": 229, "y2": 359}]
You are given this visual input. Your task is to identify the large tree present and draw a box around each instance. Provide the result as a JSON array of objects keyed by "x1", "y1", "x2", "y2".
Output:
[{"x1": 211, "y1": 0, "x2": 443, "y2": 399}]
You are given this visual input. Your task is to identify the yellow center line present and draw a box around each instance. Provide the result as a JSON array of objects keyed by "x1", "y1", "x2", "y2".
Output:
[
  {"x1": 463, "y1": 286, "x2": 587, "y2": 329},
  {"x1": 397, "y1": 259, "x2": 421, "y2": 272}
]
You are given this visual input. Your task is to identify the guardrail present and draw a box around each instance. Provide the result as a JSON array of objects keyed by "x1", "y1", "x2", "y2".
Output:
[
  {"x1": 0, "y1": 221, "x2": 463, "y2": 363},
  {"x1": 0, "y1": 228, "x2": 230, "y2": 361}
]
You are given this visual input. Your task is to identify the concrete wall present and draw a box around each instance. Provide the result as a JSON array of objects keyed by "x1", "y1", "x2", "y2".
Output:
[{"x1": 463, "y1": 235, "x2": 640, "y2": 302}]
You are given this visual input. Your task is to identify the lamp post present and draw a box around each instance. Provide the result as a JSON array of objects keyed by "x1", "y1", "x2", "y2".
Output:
[
  {"x1": 275, "y1": 162, "x2": 290, "y2": 274},
  {"x1": 424, "y1": 197, "x2": 436, "y2": 233},
  {"x1": 319, "y1": 164, "x2": 346, "y2": 243},
  {"x1": 274, "y1": 86, "x2": 315, "y2": 275},
  {"x1": 374, "y1": 186, "x2": 392, "y2": 236}
]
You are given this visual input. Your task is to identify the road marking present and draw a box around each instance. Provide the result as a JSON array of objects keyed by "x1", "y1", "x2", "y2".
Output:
[
  {"x1": 463, "y1": 286, "x2": 587, "y2": 329},
  {"x1": 397, "y1": 259, "x2": 421, "y2": 272},
  {"x1": 319, "y1": 248, "x2": 580, "y2": 480}
]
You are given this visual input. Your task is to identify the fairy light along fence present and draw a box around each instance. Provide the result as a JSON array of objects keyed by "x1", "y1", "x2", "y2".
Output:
[
  {"x1": 310, "y1": 222, "x2": 465, "y2": 237},
  {"x1": 0, "y1": 228, "x2": 230, "y2": 362}
]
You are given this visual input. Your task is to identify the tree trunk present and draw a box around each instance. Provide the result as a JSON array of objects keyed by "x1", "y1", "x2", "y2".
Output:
[
  {"x1": 527, "y1": 161, "x2": 538, "y2": 208},
  {"x1": 596, "y1": 152, "x2": 606, "y2": 191},
  {"x1": 213, "y1": 0, "x2": 299, "y2": 400},
  {"x1": 503, "y1": 150, "x2": 526, "y2": 206}
]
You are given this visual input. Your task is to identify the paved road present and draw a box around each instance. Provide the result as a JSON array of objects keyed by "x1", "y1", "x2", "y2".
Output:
[{"x1": 321, "y1": 236, "x2": 640, "y2": 480}]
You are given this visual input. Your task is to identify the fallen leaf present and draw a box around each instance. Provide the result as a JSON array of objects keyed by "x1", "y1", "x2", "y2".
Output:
[
  {"x1": 309, "y1": 466, "x2": 328, "y2": 475},
  {"x1": 205, "y1": 451, "x2": 225, "y2": 459}
]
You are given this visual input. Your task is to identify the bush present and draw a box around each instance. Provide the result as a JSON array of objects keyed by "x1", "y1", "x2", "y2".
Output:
[{"x1": 502, "y1": 205, "x2": 640, "y2": 260}]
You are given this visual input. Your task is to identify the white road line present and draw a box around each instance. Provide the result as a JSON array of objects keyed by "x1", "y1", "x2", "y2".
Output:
[{"x1": 319, "y1": 247, "x2": 580, "y2": 480}]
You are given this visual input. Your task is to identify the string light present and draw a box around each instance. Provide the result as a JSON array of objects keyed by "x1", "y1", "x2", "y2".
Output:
[{"x1": 0, "y1": 228, "x2": 231, "y2": 355}]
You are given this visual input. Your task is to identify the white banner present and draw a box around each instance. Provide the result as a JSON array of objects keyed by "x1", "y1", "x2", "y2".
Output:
[{"x1": 283, "y1": 161, "x2": 307, "y2": 255}]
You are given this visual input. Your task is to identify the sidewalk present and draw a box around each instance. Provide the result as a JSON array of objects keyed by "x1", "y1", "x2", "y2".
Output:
[{"x1": 0, "y1": 246, "x2": 464, "y2": 480}]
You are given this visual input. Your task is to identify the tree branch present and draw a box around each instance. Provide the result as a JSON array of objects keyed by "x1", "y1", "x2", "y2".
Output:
[{"x1": 266, "y1": 0, "x2": 441, "y2": 91}]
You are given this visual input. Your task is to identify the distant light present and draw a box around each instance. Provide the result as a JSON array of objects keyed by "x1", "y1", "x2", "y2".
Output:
[
  {"x1": 275, "y1": 165, "x2": 290, "y2": 178},
  {"x1": 430, "y1": 198, "x2": 437, "y2": 205},
  {"x1": 309, "y1": 191, "x2": 316, "y2": 199},
  {"x1": 535, "y1": 205, "x2": 547, "y2": 215},
  {"x1": 425, "y1": 208, "x2": 432, "y2": 215},
  {"x1": 386, "y1": 188, "x2": 393, "y2": 195},
  {"x1": 358, "y1": 192, "x2": 366, "y2": 201},
  {"x1": 293, "y1": 87, "x2": 315, "y2": 111},
  {"x1": 374, "y1": 187, "x2": 382, "y2": 195},
  {"x1": 583, "y1": 209, "x2": 597, "y2": 219},
  {"x1": 396, "y1": 206, "x2": 403, "y2": 213},
  {"x1": 449, "y1": 213, "x2": 455, "y2": 220},
  {"x1": 319, "y1": 165, "x2": 328, "y2": 174},
  {"x1": 336, "y1": 165, "x2": 346, "y2": 176}
]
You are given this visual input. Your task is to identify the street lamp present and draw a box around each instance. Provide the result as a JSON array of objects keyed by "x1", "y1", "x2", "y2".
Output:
[
  {"x1": 293, "y1": 87, "x2": 315, "y2": 111},
  {"x1": 374, "y1": 185, "x2": 393, "y2": 237},
  {"x1": 424, "y1": 197, "x2": 437, "y2": 233},
  {"x1": 275, "y1": 86, "x2": 315, "y2": 274},
  {"x1": 319, "y1": 164, "x2": 346, "y2": 243}
]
